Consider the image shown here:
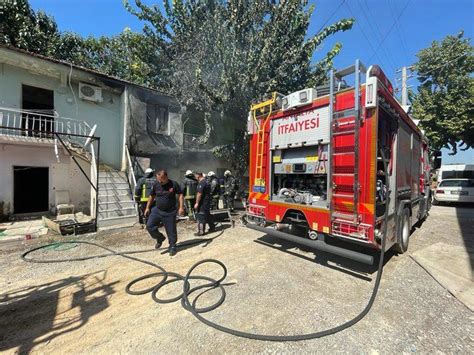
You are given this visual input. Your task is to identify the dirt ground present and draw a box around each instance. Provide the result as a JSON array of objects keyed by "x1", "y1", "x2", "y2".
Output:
[{"x1": 1, "y1": 205, "x2": 473, "y2": 354}]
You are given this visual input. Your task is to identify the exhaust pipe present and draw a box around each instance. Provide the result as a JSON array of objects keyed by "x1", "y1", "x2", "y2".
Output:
[{"x1": 247, "y1": 223, "x2": 374, "y2": 265}]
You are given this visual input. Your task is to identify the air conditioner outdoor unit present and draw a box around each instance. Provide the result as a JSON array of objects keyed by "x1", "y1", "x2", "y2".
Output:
[
  {"x1": 79, "y1": 83, "x2": 103, "y2": 103},
  {"x1": 282, "y1": 88, "x2": 317, "y2": 111}
]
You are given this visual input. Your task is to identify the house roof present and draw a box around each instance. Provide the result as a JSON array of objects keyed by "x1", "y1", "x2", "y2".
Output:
[{"x1": 0, "y1": 44, "x2": 172, "y2": 97}]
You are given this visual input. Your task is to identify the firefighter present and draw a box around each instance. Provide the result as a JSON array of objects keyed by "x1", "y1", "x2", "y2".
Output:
[
  {"x1": 134, "y1": 168, "x2": 155, "y2": 225},
  {"x1": 207, "y1": 171, "x2": 220, "y2": 210},
  {"x1": 219, "y1": 175, "x2": 225, "y2": 200},
  {"x1": 223, "y1": 170, "x2": 238, "y2": 212},
  {"x1": 194, "y1": 172, "x2": 215, "y2": 235},
  {"x1": 182, "y1": 170, "x2": 198, "y2": 220},
  {"x1": 144, "y1": 170, "x2": 185, "y2": 256}
]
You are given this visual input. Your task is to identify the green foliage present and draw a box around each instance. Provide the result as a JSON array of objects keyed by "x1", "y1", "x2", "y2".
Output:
[
  {"x1": 57, "y1": 30, "x2": 163, "y2": 88},
  {"x1": 0, "y1": 0, "x2": 159, "y2": 86},
  {"x1": 0, "y1": 0, "x2": 60, "y2": 55},
  {"x1": 125, "y1": 0, "x2": 354, "y2": 173},
  {"x1": 412, "y1": 32, "x2": 474, "y2": 154}
]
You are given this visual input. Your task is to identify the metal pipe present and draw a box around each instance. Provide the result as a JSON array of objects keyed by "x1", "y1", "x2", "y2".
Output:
[
  {"x1": 328, "y1": 69, "x2": 334, "y2": 210},
  {"x1": 247, "y1": 223, "x2": 374, "y2": 265},
  {"x1": 95, "y1": 137, "x2": 101, "y2": 232}
]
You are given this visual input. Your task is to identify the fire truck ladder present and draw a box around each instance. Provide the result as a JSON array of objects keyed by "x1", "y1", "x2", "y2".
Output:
[
  {"x1": 250, "y1": 92, "x2": 281, "y2": 191},
  {"x1": 329, "y1": 60, "x2": 367, "y2": 225}
]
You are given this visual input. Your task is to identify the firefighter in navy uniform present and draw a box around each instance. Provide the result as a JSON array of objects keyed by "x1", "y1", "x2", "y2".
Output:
[
  {"x1": 182, "y1": 170, "x2": 198, "y2": 220},
  {"x1": 144, "y1": 170, "x2": 184, "y2": 256},
  {"x1": 207, "y1": 171, "x2": 220, "y2": 210},
  {"x1": 223, "y1": 170, "x2": 238, "y2": 212},
  {"x1": 134, "y1": 168, "x2": 155, "y2": 225},
  {"x1": 194, "y1": 172, "x2": 215, "y2": 235}
]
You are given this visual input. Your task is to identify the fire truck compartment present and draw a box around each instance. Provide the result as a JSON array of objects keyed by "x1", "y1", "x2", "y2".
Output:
[{"x1": 271, "y1": 145, "x2": 329, "y2": 209}]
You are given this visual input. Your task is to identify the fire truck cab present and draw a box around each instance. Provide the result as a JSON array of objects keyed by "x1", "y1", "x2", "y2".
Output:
[{"x1": 246, "y1": 60, "x2": 431, "y2": 264}]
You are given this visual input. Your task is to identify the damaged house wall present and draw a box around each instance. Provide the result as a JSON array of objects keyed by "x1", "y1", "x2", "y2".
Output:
[
  {"x1": 127, "y1": 86, "x2": 183, "y2": 155},
  {"x1": 127, "y1": 89, "x2": 238, "y2": 180}
]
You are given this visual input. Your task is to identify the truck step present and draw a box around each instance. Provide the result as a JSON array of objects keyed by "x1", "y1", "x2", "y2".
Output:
[
  {"x1": 332, "y1": 130, "x2": 355, "y2": 136},
  {"x1": 332, "y1": 212, "x2": 357, "y2": 221},
  {"x1": 333, "y1": 151, "x2": 355, "y2": 156}
]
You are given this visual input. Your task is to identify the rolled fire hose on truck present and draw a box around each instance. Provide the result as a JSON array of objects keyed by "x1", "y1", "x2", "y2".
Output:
[{"x1": 21, "y1": 149, "x2": 391, "y2": 341}]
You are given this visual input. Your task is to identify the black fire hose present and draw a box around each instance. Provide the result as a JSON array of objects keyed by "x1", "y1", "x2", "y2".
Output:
[{"x1": 21, "y1": 151, "x2": 390, "y2": 342}]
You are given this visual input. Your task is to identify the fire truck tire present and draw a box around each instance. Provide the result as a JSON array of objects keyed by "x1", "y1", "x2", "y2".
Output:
[{"x1": 393, "y1": 208, "x2": 410, "y2": 253}]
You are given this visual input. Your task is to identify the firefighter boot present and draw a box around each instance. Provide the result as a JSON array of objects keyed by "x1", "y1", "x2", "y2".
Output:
[{"x1": 194, "y1": 223, "x2": 205, "y2": 236}]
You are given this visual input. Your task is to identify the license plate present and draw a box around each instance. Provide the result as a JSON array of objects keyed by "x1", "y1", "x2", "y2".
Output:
[{"x1": 450, "y1": 191, "x2": 467, "y2": 195}]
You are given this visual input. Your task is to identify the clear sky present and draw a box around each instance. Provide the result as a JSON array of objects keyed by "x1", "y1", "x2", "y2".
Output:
[{"x1": 29, "y1": 0, "x2": 474, "y2": 164}]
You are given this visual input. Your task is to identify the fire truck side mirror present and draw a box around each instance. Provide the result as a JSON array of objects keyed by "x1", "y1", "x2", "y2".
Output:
[{"x1": 365, "y1": 76, "x2": 378, "y2": 108}]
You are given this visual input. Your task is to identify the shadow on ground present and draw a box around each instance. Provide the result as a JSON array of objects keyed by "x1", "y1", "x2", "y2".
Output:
[
  {"x1": 255, "y1": 233, "x2": 396, "y2": 282},
  {"x1": 0, "y1": 271, "x2": 118, "y2": 354},
  {"x1": 454, "y1": 203, "x2": 474, "y2": 271},
  {"x1": 160, "y1": 223, "x2": 230, "y2": 255}
]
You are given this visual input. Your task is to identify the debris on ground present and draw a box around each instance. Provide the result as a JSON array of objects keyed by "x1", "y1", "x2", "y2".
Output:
[{"x1": 42, "y1": 213, "x2": 95, "y2": 236}]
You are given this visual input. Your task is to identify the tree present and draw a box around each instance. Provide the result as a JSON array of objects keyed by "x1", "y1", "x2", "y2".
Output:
[
  {"x1": 125, "y1": 0, "x2": 354, "y2": 174},
  {"x1": 0, "y1": 0, "x2": 160, "y2": 87},
  {"x1": 0, "y1": 0, "x2": 60, "y2": 55},
  {"x1": 412, "y1": 32, "x2": 474, "y2": 154},
  {"x1": 56, "y1": 30, "x2": 163, "y2": 88}
]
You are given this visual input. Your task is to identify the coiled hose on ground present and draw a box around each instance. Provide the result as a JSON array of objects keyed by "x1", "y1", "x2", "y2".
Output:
[{"x1": 21, "y1": 150, "x2": 390, "y2": 342}]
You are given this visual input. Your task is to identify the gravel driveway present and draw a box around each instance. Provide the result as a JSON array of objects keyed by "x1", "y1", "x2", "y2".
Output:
[{"x1": 0, "y1": 205, "x2": 472, "y2": 354}]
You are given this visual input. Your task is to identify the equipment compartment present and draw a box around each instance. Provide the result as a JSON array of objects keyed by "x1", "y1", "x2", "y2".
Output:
[{"x1": 271, "y1": 145, "x2": 329, "y2": 208}]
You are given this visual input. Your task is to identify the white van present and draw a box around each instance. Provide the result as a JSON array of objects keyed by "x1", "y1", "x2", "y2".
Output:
[{"x1": 437, "y1": 164, "x2": 474, "y2": 184}]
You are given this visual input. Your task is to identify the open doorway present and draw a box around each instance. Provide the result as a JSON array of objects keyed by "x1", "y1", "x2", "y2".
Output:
[
  {"x1": 21, "y1": 85, "x2": 54, "y2": 138},
  {"x1": 14, "y1": 166, "x2": 49, "y2": 214}
]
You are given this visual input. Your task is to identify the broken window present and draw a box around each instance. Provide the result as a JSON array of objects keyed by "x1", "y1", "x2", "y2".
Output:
[{"x1": 146, "y1": 103, "x2": 169, "y2": 135}]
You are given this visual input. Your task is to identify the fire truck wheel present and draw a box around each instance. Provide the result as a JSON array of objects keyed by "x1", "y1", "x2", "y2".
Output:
[
  {"x1": 394, "y1": 208, "x2": 410, "y2": 253},
  {"x1": 308, "y1": 231, "x2": 318, "y2": 240}
]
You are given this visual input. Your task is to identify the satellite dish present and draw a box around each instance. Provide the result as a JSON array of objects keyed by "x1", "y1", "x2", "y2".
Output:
[{"x1": 84, "y1": 124, "x2": 97, "y2": 148}]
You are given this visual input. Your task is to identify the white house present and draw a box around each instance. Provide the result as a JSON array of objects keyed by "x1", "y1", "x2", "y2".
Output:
[
  {"x1": 0, "y1": 45, "x2": 234, "y2": 229},
  {"x1": 0, "y1": 45, "x2": 183, "y2": 228}
]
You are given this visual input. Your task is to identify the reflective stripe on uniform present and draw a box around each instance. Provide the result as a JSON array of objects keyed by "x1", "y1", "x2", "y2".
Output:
[{"x1": 140, "y1": 184, "x2": 149, "y2": 202}]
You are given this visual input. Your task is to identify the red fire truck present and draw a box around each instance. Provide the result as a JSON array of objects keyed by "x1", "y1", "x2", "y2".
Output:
[{"x1": 245, "y1": 60, "x2": 432, "y2": 265}]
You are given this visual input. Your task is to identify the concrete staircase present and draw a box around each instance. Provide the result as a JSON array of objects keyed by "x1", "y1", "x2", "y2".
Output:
[{"x1": 97, "y1": 168, "x2": 138, "y2": 229}]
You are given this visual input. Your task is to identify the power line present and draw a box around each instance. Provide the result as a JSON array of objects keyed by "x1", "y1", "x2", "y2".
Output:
[
  {"x1": 355, "y1": 0, "x2": 398, "y2": 71},
  {"x1": 387, "y1": 0, "x2": 410, "y2": 60},
  {"x1": 344, "y1": 1, "x2": 388, "y2": 69},
  {"x1": 367, "y1": 0, "x2": 411, "y2": 64},
  {"x1": 407, "y1": 53, "x2": 469, "y2": 82},
  {"x1": 315, "y1": 0, "x2": 347, "y2": 35}
]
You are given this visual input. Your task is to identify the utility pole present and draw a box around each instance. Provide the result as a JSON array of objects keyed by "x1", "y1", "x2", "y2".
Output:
[
  {"x1": 401, "y1": 66, "x2": 408, "y2": 106},
  {"x1": 396, "y1": 66, "x2": 414, "y2": 112}
]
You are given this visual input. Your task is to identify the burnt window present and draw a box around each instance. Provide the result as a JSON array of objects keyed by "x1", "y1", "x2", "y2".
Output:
[{"x1": 147, "y1": 103, "x2": 169, "y2": 135}]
